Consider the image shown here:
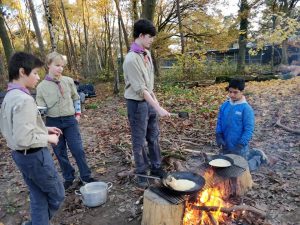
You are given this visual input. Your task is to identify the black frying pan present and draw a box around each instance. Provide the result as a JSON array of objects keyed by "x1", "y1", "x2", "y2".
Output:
[
  {"x1": 136, "y1": 171, "x2": 205, "y2": 194},
  {"x1": 170, "y1": 112, "x2": 189, "y2": 119},
  {"x1": 162, "y1": 171, "x2": 205, "y2": 194}
]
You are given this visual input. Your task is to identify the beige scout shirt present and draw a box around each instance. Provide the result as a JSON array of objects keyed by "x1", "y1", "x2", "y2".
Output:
[
  {"x1": 0, "y1": 89, "x2": 48, "y2": 150},
  {"x1": 123, "y1": 49, "x2": 154, "y2": 101},
  {"x1": 36, "y1": 76, "x2": 80, "y2": 117}
]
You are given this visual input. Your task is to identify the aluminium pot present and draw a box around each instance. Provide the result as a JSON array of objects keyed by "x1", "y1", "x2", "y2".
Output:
[{"x1": 75, "y1": 181, "x2": 113, "y2": 207}]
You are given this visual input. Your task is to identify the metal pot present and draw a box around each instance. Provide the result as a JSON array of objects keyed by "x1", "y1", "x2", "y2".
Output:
[{"x1": 75, "y1": 182, "x2": 113, "y2": 207}]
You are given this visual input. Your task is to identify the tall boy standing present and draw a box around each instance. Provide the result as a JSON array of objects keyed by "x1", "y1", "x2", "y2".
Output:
[
  {"x1": 0, "y1": 52, "x2": 65, "y2": 225},
  {"x1": 123, "y1": 19, "x2": 170, "y2": 187}
]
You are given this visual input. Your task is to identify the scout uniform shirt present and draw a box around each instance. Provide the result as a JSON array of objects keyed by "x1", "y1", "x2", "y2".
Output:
[
  {"x1": 0, "y1": 89, "x2": 48, "y2": 150},
  {"x1": 123, "y1": 49, "x2": 154, "y2": 101},
  {"x1": 36, "y1": 76, "x2": 80, "y2": 117}
]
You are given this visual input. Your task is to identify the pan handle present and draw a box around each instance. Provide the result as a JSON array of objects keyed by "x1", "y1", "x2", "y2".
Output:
[{"x1": 134, "y1": 174, "x2": 161, "y2": 180}]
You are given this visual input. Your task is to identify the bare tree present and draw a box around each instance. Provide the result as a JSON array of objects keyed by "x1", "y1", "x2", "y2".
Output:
[
  {"x1": 60, "y1": 0, "x2": 78, "y2": 71},
  {"x1": 27, "y1": 0, "x2": 45, "y2": 58},
  {"x1": 42, "y1": 0, "x2": 56, "y2": 51},
  {"x1": 114, "y1": 0, "x2": 130, "y2": 51}
]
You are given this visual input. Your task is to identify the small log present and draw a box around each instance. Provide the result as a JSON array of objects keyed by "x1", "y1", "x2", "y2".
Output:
[
  {"x1": 206, "y1": 211, "x2": 218, "y2": 225},
  {"x1": 275, "y1": 116, "x2": 300, "y2": 135},
  {"x1": 192, "y1": 205, "x2": 266, "y2": 218},
  {"x1": 142, "y1": 189, "x2": 185, "y2": 225}
]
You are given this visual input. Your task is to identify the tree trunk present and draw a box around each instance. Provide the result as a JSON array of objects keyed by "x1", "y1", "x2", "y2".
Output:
[
  {"x1": 281, "y1": 39, "x2": 288, "y2": 65},
  {"x1": 118, "y1": 17, "x2": 124, "y2": 74},
  {"x1": 82, "y1": 0, "x2": 90, "y2": 76},
  {"x1": 114, "y1": 0, "x2": 130, "y2": 52},
  {"x1": 60, "y1": 0, "x2": 78, "y2": 71},
  {"x1": 0, "y1": 5, "x2": 14, "y2": 63},
  {"x1": 42, "y1": 0, "x2": 56, "y2": 51},
  {"x1": 236, "y1": 0, "x2": 249, "y2": 75},
  {"x1": 142, "y1": 189, "x2": 185, "y2": 225},
  {"x1": 131, "y1": 0, "x2": 139, "y2": 22},
  {"x1": 176, "y1": 0, "x2": 184, "y2": 54},
  {"x1": 27, "y1": 0, "x2": 45, "y2": 58},
  {"x1": 141, "y1": 0, "x2": 156, "y2": 22}
]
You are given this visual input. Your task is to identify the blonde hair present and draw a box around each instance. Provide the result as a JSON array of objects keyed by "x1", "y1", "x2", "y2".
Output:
[{"x1": 46, "y1": 52, "x2": 67, "y2": 66}]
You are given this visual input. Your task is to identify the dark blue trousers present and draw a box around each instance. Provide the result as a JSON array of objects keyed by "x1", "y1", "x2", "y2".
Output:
[
  {"x1": 126, "y1": 99, "x2": 161, "y2": 174},
  {"x1": 46, "y1": 116, "x2": 91, "y2": 182},
  {"x1": 12, "y1": 148, "x2": 65, "y2": 225}
]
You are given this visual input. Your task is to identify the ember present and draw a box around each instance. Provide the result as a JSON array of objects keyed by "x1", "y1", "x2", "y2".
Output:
[{"x1": 183, "y1": 170, "x2": 231, "y2": 225}]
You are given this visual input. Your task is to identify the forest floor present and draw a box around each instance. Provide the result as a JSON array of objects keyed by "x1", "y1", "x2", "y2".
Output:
[{"x1": 0, "y1": 77, "x2": 299, "y2": 225}]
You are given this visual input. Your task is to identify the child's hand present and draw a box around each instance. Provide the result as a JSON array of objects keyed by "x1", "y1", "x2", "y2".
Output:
[
  {"x1": 47, "y1": 127, "x2": 62, "y2": 136},
  {"x1": 157, "y1": 107, "x2": 170, "y2": 117},
  {"x1": 48, "y1": 134, "x2": 59, "y2": 145},
  {"x1": 75, "y1": 114, "x2": 81, "y2": 122}
]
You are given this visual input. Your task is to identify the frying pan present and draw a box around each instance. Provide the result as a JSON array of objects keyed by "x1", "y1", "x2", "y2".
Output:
[
  {"x1": 170, "y1": 112, "x2": 189, "y2": 119},
  {"x1": 207, "y1": 155, "x2": 234, "y2": 168},
  {"x1": 135, "y1": 171, "x2": 205, "y2": 194}
]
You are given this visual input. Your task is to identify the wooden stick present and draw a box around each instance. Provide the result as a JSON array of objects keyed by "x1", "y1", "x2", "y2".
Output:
[
  {"x1": 192, "y1": 205, "x2": 266, "y2": 218},
  {"x1": 276, "y1": 116, "x2": 300, "y2": 135},
  {"x1": 206, "y1": 211, "x2": 218, "y2": 225}
]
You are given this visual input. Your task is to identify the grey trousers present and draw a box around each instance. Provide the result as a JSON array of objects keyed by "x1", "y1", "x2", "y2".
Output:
[{"x1": 126, "y1": 99, "x2": 161, "y2": 173}]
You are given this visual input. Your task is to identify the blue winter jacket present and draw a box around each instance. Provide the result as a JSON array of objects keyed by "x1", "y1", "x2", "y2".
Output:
[{"x1": 216, "y1": 97, "x2": 255, "y2": 154}]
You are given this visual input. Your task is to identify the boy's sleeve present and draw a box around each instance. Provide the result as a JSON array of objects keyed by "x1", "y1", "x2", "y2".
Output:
[
  {"x1": 124, "y1": 57, "x2": 148, "y2": 98},
  {"x1": 69, "y1": 78, "x2": 80, "y2": 101},
  {"x1": 239, "y1": 105, "x2": 255, "y2": 146},
  {"x1": 216, "y1": 104, "x2": 224, "y2": 134},
  {"x1": 36, "y1": 85, "x2": 47, "y2": 107},
  {"x1": 13, "y1": 98, "x2": 48, "y2": 148}
]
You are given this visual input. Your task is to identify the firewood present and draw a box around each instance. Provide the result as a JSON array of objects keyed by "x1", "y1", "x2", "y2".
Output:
[
  {"x1": 275, "y1": 116, "x2": 300, "y2": 135},
  {"x1": 191, "y1": 205, "x2": 266, "y2": 218},
  {"x1": 206, "y1": 211, "x2": 218, "y2": 225}
]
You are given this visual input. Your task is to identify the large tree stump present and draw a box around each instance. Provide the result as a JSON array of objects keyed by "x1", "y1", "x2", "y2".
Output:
[
  {"x1": 141, "y1": 189, "x2": 185, "y2": 225},
  {"x1": 214, "y1": 154, "x2": 253, "y2": 198}
]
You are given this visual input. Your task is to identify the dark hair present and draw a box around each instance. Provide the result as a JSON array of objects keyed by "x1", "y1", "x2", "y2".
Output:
[
  {"x1": 228, "y1": 78, "x2": 245, "y2": 91},
  {"x1": 133, "y1": 19, "x2": 156, "y2": 39},
  {"x1": 8, "y1": 52, "x2": 44, "y2": 81}
]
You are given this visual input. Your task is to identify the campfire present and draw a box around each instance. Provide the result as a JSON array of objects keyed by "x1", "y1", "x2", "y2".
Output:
[
  {"x1": 141, "y1": 154, "x2": 266, "y2": 225},
  {"x1": 183, "y1": 169, "x2": 233, "y2": 225}
]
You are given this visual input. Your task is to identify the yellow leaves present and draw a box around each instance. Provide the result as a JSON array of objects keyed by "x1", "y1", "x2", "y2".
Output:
[{"x1": 96, "y1": 167, "x2": 107, "y2": 174}]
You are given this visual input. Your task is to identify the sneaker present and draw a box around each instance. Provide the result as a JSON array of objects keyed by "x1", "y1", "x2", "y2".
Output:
[
  {"x1": 253, "y1": 148, "x2": 269, "y2": 164},
  {"x1": 80, "y1": 177, "x2": 97, "y2": 184},
  {"x1": 136, "y1": 175, "x2": 149, "y2": 188},
  {"x1": 151, "y1": 167, "x2": 166, "y2": 178},
  {"x1": 63, "y1": 180, "x2": 74, "y2": 190},
  {"x1": 135, "y1": 172, "x2": 149, "y2": 188}
]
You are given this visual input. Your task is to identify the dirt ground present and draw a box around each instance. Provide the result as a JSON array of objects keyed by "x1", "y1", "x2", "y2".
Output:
[{"x1": 0, "y1": 77, "x2": 299, "y2": 225}]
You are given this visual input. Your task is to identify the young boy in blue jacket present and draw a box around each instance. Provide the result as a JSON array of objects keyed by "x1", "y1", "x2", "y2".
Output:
[{"x1": 216, "y1": 78, "x2": 268, "y2": 171}]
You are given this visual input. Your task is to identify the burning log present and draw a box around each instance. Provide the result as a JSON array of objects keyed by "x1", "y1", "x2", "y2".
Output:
[
  {"x1": 191, "y1": 205, "x2": 266, "y2": 218},
  {"x1": 142, "y1": 189, "x2": 185, "y2": 225}
]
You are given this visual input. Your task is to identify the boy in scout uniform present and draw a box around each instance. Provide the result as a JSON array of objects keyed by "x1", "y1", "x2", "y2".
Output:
[
  {"x1": 0, "y1": 52, "x2": 65, "y2": 225},
  {"x1": 36, "y1": 52, "x2": 95, "y2": 190}
]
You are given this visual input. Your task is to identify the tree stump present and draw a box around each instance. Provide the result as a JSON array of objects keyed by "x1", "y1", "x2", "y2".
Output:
[
  {"x1": 141, "y1": 189, "x2": 185, "y2": 225},
  {"x1": 214, "y1": 154, "x2": 253, "y2": 198}
]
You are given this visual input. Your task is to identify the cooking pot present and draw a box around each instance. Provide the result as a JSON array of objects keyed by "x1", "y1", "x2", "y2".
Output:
[
  {"x1": 75, "y1": 182, "x2": 113, "y2": 207},
  {"x1": 136, "y1": 171, "x2": 205, "y2": 194}
]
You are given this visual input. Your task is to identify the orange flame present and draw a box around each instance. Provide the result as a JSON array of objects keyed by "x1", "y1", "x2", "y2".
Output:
[{"x1": 183, "y1": 169, "x2": 230, "y2": 225}]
